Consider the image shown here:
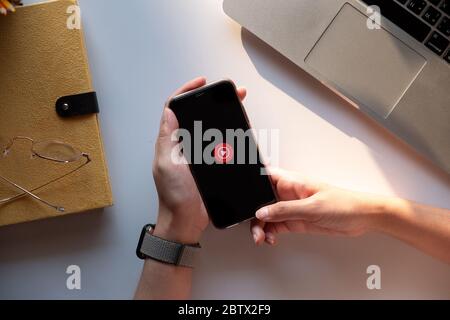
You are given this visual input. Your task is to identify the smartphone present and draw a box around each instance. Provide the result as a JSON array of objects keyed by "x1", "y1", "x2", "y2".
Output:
[{"x1": 168, "y1": 80, "x2": 277, "y2": 229}]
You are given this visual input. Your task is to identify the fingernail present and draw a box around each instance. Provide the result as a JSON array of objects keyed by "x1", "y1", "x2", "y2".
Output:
[
  {"x1": 256, "y1": 208, "x2": 268, "y2": 220},
  {"x1": 266, "y1": 232, "x2": 275, "y2": 245},
  {"x1": 252, "y1": 232, "x2": 258, "y2": 244}
]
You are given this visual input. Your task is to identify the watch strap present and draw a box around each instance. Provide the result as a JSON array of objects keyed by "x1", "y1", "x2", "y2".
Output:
[{"x1": 138, "y1": 225, "x2": 201, "y2": 268}]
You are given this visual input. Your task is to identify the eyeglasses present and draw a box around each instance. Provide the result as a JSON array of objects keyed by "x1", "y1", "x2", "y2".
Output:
[{"x1": 0, "y1": 136, "x2": 91, "y2": 212}]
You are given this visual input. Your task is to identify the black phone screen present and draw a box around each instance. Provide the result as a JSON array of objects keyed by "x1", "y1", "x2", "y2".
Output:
[{"x1": 168, "y1": 80, "x2": 277, "y2": 229}]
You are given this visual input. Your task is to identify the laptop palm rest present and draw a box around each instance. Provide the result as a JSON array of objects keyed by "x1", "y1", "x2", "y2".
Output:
[{"x1": 305, "y1": 4, "x2": 427, "y2": 119}]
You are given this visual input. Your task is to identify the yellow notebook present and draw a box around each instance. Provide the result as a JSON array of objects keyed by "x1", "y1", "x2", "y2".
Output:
[{"x1": 0, "y1": 0, "x2": 113, "y2": 227}]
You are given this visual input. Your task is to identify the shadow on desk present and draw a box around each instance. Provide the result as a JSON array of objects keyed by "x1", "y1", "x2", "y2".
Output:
[
  {"x1": 0, "y1": 209, "x2": 110, "y2": 264},
  {"x1": 240, "y1": 29, "x2": 450, "y2": 195},
  {"x1": 194, "y1": 222, "x2": 450, "y2": 299}
]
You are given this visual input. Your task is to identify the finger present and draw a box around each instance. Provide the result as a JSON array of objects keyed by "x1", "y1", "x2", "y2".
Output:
[
  {"x1": 267, "y1": 167, "x2": 317, "y2": 186},
  {"x1": 269, "y1": 167, "x2": 326, "y2": 198},
  {"x1": 266, "y1": 220, "x2": 345, "y2": 237},
  {"x1": 167, "y1": 77, "x2": 207, "y2": 104},
  {"x1": 263, "y1": 223, "x2": 278, "y2": 246},
  {"x1": 156, "y1": 108, "x2": 181, "y2": 161},
  {"x1": 237, "y1": 87, "x2": 247, "y2": 101},
  {"x1": 158, "y1": 107, "x2": 179, "y2": 136},
  {"x1": 255, "y1": 198, "x2": 319, "y2": 222},
  {"x1": 264, "y1": 222, "x2": 286, "y2": 246},
  {"x1": 263, "y1": 222, "x2": 300, "y2": 245},
  {"x1": 263, "y1": 167, "x2": 299, "y2": 201},
  {"x1": 157, "y1": 107, "x2": 179, "y2": 141},
  {"x1": 265, "y1": 167, "x2": 293, "y2": 185},
  {"x1": 250, "y1": 219, "x2": 265, "y2": 245},
  {"x1": 265, "y1": 222, "x2": 292, "y2": 236}
]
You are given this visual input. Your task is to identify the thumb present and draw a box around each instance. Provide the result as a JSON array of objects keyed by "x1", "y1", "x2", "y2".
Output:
[
  {"x1": 156, "y1": 108, "x2": 179, "y2": 155},
  {"x1": 158, "y1": 108, "x2": 179, "y2": 140},
  {"x1": 255, "y1": 198, "x2": 318, "y2": 222}
]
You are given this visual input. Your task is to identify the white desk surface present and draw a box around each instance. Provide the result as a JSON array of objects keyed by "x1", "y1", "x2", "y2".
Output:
[{"x1": 1, "y1": 0, "x2": 449, "y2": 299}]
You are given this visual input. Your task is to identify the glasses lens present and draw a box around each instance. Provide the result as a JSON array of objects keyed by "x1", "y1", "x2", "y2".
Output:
[{"x1": 32, "y1": 140, "x2": 82, "y2": 162}]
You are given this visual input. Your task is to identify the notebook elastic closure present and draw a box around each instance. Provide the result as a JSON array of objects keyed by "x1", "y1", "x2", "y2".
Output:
[{"x1": 56, "y1": 92, "x2": 99, "y2": 118}]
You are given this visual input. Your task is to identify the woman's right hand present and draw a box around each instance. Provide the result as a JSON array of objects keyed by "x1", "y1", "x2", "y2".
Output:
[{"x1": 251, "y1": 168, "x2": 390, "y2": 245}]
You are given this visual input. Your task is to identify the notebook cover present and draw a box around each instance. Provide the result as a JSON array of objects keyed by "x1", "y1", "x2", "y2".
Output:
[{"x1": 0, "y1": 0, "x2": 113, "y2": 226}]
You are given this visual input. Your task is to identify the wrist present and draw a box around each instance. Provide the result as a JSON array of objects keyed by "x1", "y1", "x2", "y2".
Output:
[
  {"x1": 363, "y1": 194, "x2": 405, "y2": 233},
  {"x1": 154, "y1": 208, "x2": 204, "y2": 244}
]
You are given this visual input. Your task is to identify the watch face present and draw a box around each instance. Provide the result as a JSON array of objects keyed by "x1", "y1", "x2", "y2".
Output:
[{"x1": 136, "y1": 224, "x2": 155, "y2": 260}]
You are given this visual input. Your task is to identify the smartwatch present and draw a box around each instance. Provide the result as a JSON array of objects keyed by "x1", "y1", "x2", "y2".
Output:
[{"x1": 136, "y1": 224, "x2": 201, "y2": 268}]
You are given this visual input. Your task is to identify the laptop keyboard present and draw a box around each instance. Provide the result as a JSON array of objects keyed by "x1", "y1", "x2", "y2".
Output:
[{"x1": 362, "y1": 0, "x2": 450, "y2": 63}]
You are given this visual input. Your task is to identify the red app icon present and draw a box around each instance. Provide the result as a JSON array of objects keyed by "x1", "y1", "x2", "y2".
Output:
[{"x1": 214, "y1": 143, "x2": 234, "y2": 164}]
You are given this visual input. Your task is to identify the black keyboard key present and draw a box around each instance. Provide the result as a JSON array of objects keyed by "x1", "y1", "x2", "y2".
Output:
[
  {"x1": 425, "y1": 31, "x2": 450, "y2": 54},
  {"x1": 423, "y1": 6, "x2": 442, "y2": 25},
  {"x1": 408, "y1": 0, "x2": 428, "y2": 14},
  {"x1": 440, "y1": 0, "x2": 450, "y2": 15},
  {"x1": 437, "y1": 16, "x2": 450, "y2": 36},
  {"x1": 444, "y1": 49, "x2": 450, "y2": 62},
  {"x1": 397, "y1": 0, "x2": 408, "y2": 4},
  {"x1": 362, "y1": 0, "x2": 432, "y2": 42},
  {"x1": 429, "y1": 0, "x2": 441, "y2": 6}
]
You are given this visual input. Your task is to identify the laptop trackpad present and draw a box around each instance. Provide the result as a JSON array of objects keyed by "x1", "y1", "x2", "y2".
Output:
[{"x1": 305, "y1": 4, "x2": 426, "y2": 119}]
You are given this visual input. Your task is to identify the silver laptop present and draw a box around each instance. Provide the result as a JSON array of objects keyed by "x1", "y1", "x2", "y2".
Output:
[{"x1": 224, "y1": 0, "x2": 450, "y2": 173}]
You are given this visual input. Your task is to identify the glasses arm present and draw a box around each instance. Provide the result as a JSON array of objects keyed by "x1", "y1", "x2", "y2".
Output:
[
  {"x1": 0, "y1": 174, "x2": 65, "y2": 212},
  {"x1": 0, "y1": 154, "x2": 90, "y2": 211}
]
